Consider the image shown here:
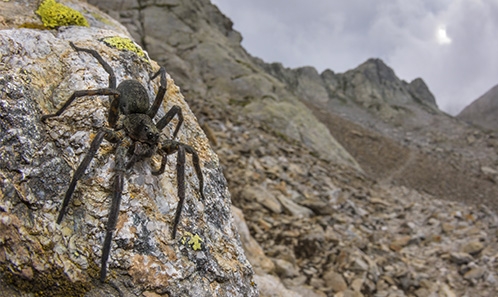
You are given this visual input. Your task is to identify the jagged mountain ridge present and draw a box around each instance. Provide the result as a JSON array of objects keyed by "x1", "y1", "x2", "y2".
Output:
[
  {"x1": 457, "y1": 83, "x2": 498, "y2": 131},
  {"x1": 257, "y1": 52, "x2": 498, "y2": 212}
]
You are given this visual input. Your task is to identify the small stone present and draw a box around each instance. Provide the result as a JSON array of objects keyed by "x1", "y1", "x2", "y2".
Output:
[
  {"x1": 341, "y1": 289, "x2": 363, "y2": 297},
  {"x1": 449, "y1": 252, "x2": 474, "y2": 265},
  {"x1": 276, "y1": 194, "x2": 314, "y2": 218},
  {"x1": 351, "y1": 278, "x2": 364, "y2": 292},
  {"x1": 463, "y1": 266, "x2": 486, "y2": 280},
  {"x1": 461, "y1": 241, "x2": 484, "y2": 256},
  {"x1": 273, "y1": 258, "x2": 300, "y2": 278},
  {"x1": 351, "y1": 258, "x2": 369, "y2": 272},
  {"x1": 241, "y1": 184, "x2": 282, "y2": 214},
  {"x1": 323, "y1": 270, "x2": 347, "y2": 292},
  {"x1": 485, "y1": 272, "x2": 496, "y2": 284},
  {"x1": 310, "y1": 277, "x2": 325, "y2": 290},
  {"x1": 439, "y1": 283, "x2": 457, "y2": 297},
  {"x1": 441, "y1": 222, "x2": 455, "y2": 233},
  {"x1": 389, "y1": 235, "x2": 412, "y2": 252},
  {"x1": 414, "y1": 287, "x2": 429, "y2": 297},
  {"x1": 481, "y1": 166, "x2": 498, "y2": 175}
]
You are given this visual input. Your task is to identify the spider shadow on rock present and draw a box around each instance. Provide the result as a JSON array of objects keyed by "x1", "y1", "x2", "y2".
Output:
[{"x1": 41, "y1": 42, "x2": 205, "y2": 282}]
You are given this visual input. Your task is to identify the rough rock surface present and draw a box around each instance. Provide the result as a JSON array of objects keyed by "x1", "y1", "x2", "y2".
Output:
[
  {"x1": 457, "y1": 84, "x2": 498, "y2": 131},
  {"x1": 0, "y1": 2, "x2": 256, "y2": 296}
]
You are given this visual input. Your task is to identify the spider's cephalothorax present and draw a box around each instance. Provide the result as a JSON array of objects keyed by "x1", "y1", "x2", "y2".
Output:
[{"x1": 41, "y1": 42, "x2": 205, "y2": 282}]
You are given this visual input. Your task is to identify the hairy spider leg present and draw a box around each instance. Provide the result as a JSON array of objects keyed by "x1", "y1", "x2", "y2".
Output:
[
  {"x1": 153, "y1": 140, "x2": 205, "y2": 238},
  {"x1": 70, "y1": 42, "x2": 117, "y2": 89},
  {"x1": 156, "y1": 105, "x2": 184, "y2": 139},
  {"x1": 172, "y1": 145, "x2": 186, "y2": 239},
  {"x1": 41, "y1": 89, "x2": 120, "y2": 122},
  {"x1": 148, "y1": 67, "x2": 167, "y2": 118},
  {"x1": 56, "y1": 130, "x2": 107, "y2": 224},
  {"x1": 100, "y1": 141, "x2": 127, "y2": 282},
  {"x1": 69, "y1": 42, "x2": 122, "y2": 128}
]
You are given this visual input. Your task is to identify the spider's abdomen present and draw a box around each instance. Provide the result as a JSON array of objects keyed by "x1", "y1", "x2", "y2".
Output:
[{"x1": 117, "y1": 80, "x2": 150, "y2": 114}]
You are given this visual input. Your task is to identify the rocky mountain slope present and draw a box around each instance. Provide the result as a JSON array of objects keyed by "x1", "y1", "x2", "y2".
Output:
[
  {"x1": 1, "y1": 0, "x2": 497, "y2": 296},
  {"x1": 457, "y1": 84, "x2": 498, "y2": 131},
  {"x1": 88, "y1": 1, "x2": 498, "y2": 296},
  {"x1": 91, "y1": 0, "x2": 498, "y2": 212}
]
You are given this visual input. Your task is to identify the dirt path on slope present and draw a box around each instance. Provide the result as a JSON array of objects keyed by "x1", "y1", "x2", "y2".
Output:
[{"x1": 308, "y1": 105, "x2": 498, "y2": 212}]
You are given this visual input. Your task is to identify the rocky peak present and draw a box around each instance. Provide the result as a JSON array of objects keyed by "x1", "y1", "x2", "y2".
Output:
[
  {"x1": 355, "y1": 58, "x2": 400, "y2": 85},
  {"x1": 408, "y1": 77, "x2": 438, "y2": 108},
  {"x1": 457, "y1": 83, "x2": 498, "y2": 130},
  {"x1": 340, "y1": 58, "x2": 419, "y2": 108}
]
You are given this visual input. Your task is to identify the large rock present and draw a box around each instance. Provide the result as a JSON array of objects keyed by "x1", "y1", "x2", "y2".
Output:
[{"x1": 0, "y1": 1, "x2": 256, "y2": 296}]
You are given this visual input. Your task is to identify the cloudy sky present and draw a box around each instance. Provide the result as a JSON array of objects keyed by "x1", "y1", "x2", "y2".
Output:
[{"x1": 211, "y1": 0, "x2": 498, "y2": 115}]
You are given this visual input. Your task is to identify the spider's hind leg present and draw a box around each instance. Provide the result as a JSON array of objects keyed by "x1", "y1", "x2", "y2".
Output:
[
  {"x1": 100, "y1": 141, "x2": 127, "y2": 282},
  {"x1": 171, "y1": 145, "x2": 186, "y2": 239},
  {"x1": 157, "y1": 140, "x2": 205, "y2": 239}
]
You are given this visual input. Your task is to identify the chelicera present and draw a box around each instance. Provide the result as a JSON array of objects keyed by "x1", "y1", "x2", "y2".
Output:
[{"x1": 41, "y1": 42, "x2": 205, "y2": 282}]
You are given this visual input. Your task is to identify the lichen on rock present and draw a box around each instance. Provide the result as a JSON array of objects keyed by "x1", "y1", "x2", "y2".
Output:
[
  {"x1": 36, "y1": 0, "x2": 90, "y2": 29},
  {"x1": 101, "y1": 36, "x2": 147, "y2": 60}
]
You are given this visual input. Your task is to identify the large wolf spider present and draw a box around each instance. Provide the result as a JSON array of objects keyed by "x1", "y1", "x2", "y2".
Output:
[{"x1": 41, "y1": 42, "x2": 205, "y2": 282}]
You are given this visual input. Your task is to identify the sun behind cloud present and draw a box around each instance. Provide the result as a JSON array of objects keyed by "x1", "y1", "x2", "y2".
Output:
[{"x1": 436, "y1": 25, "x2": 452, "y2": 45}]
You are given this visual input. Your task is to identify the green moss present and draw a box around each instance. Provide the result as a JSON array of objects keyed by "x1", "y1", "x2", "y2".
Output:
[
  {"x1": 101, "y1": 36, "x2": 147, "y2": 60},
  {"x1": 181, "y1": 232, "x2": 204, "y2": 251},
  {"x1": 36, "y1": 0, "x2": 89, "y2": 29}
]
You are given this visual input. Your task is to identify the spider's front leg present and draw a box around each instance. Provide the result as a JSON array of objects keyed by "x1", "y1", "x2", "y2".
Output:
[
  {"x1": 147, "y1": 67, "x2": 167, "y2": 119},
  {"x1": 154, "y1": 140, "x2": 205, "y2": 239},
  {"x1": 148, "y1": 67, "x2": 184, "y2": 139}
]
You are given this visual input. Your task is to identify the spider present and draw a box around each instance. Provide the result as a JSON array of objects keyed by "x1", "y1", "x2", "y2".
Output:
[{"x1": 41, "y1": 42, "x2": 205, "y2": 282}]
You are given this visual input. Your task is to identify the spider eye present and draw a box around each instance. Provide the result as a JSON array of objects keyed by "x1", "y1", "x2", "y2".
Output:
[
  {"x1": 144, "y1": 126, "x2": 149, "y2": 131},
  {"x1": 147, "y1": 132, "x2": 155, "y2": 140}
]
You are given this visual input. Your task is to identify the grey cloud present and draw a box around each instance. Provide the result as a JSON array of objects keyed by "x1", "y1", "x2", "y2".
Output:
[{"x1": 212, "y1": 0, "x2": 498, "y2": 115}]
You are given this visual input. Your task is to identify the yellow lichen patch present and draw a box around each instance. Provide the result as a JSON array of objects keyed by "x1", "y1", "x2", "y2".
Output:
[
  {"x1": 36, "y1": 0, "x2": 89, "y2": 29},
  {"x1": 181, "y1": 232, "x2": 204, "y2": 251},
  {"x1": 101, "y1": 36, "x2": 147, "y2": 60}
]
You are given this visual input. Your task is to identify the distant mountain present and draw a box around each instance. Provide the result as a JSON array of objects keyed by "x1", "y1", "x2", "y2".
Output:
[{"x1": 457, "y1": 84, "x2": 498, "y2": 130}]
